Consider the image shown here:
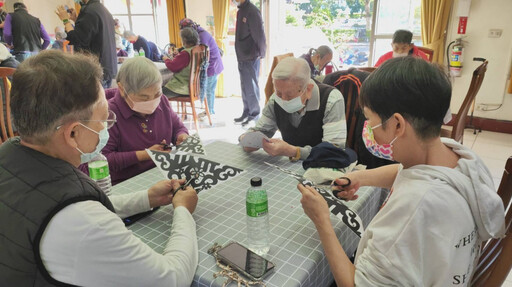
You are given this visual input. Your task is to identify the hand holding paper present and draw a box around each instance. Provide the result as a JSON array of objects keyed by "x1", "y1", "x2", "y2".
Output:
[{"x1": 239, "y1": 131, "x2": 270, "y2": 149}]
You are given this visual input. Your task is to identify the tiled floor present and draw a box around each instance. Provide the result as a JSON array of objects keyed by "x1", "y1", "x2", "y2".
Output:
[{"x1": 181, "y1": 97, "x2": 512, "y2": 285}]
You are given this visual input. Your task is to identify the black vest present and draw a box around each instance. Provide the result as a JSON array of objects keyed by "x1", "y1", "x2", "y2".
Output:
[
  {"x1": 274, "y1": 82, "x2": 333, "y2": 147},
  {"x1": 9, "y1": 9, "x2": 42, "y2": 53},
  {"x1": 0, "y1": 138, "x2": 115, "y2": 286}
]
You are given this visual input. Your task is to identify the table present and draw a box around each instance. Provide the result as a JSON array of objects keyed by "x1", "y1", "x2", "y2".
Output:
[
  {"x1": 112, "y1": 62, "x2": 172, "y2": 88},
  {"x1": 112, "y1": 141, "x2": 387, "y2": 287}
]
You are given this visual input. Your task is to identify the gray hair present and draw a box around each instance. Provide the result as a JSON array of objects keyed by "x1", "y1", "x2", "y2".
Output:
[
  {"x1": 312, "y1": 45, "x2": 333, "y2": 59},
  {"x1": 116, "y1": 56, "x2": 162, "y2": 95},
  {"x1": 123, "y1": 30, "x2": 136, "y2": 39},
  {"x1": 11, "y1": 50, "x2": 103, "y2": 145},
  {"x1": 272, "y1": 57, "x2": 310, "y2": 89},
  {"x1": 55, "y1": 30, "x2": 67, "y2": 40},
  {"x1": 180, "y1": 27, "x2": 199, "y2": 47}
]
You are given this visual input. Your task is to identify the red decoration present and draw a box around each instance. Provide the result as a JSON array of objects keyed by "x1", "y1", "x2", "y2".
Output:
[{"x1": 458, "y1": 17, "x2": 468, "y2": 35}]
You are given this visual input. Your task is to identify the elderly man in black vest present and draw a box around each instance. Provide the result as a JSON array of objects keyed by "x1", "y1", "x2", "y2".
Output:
[
  {"x1": 240, "y1": 57, "x2": 347, "y2": 161},
  {"x1": 0, "y1": 50, "x2": 199, "y2": 286}
]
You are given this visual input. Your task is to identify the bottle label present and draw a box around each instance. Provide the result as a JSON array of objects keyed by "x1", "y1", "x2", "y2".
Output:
[
  {"x1": 246, "y1": 190, "x2": 268, "y2": 217},
  {"x1": 88, "y1": 160, "x2": 109, "y2": 180}
]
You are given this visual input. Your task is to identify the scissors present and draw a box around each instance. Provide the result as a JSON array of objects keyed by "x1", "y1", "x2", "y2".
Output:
[
  {"x1": 173, "y1": 175, "x2": 197, "y2": 196},
  {"x1": 160, "y1": 143, "x2": 173, "y2": 151},
  {"x1": 331, "y1": 177, "x2": 352, "y2": 198}
]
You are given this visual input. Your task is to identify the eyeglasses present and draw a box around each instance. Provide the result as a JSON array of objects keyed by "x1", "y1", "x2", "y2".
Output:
[
  {"x1": 80, "y1": 110, "x2": 117, "y2": 129},
  {"x1": 56, "y1": 110, "x2": 117, "y2": 130}
]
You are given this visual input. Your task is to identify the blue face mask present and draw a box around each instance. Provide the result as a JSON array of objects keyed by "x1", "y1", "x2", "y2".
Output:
[{"x1": 76, "y1": 123, "x2": 110, "y2": 164}]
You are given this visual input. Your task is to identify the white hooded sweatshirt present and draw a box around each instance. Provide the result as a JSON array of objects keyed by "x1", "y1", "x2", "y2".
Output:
[{"x1": 354, "y1": 138, "x2": 506, "y2": 286}]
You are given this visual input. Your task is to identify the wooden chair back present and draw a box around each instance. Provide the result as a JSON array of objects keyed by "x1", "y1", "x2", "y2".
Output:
[
  {"x1": 416, "y1": 46, "x2": 434, "y2": 62},
  {"x1": 444, "y1": 60, "x2": 488, "y2": 143},
  {"x1": 168, "y1": 44, "x2": 211, "y2": 131},
  {"x1": 0, "y1": 67, "x2": 16, "y2": 143},
  {"x1": 471, "y1": 156, "x2": 512, "y2": 286},
  {"x1": 264, "y1": 53, "x2": 294, "y2": 103}
]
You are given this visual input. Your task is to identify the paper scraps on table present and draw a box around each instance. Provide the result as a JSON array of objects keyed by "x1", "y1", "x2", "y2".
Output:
[
  {"x1": 239, "y1": 131, "x2": 270, "y2": 149},
  {"x1": 264, "y1": 162, "x2": 364, "y2": 238},
  {"x1": 148, "y1": 150, "x2": 243, "y2": 193}
]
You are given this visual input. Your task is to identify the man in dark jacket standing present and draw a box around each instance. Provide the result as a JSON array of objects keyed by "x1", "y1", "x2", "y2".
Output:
[
  {"x1": 234, "y1": 0, "x2": 266, "y2": 126},
  {"x1": 56, "y1": 0, "x2": 117, "y2": 88},
  {"x1": 3, "y1": 2, "x2": 51, "y2": 63}
]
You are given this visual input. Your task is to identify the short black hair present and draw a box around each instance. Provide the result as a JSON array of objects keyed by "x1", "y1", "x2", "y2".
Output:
[
  {"x1": 11, "y1": 50, "x2": 103, "y2": 144},
  {"x1": 359, "y1": 57, "x2": 451, "y2": 140},
  {"x1": 392, "y1": 29, "x2": 413, "y2": 44},
  {"x1": 13, "y1": 2, "x2": 27, "y2": 10}
]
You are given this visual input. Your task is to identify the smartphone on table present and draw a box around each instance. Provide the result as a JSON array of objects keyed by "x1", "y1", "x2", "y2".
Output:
[
  {"x1": 216, "y1": 241, "x2": 275, "y2": 281},
  {"x1": 123, "y1": 206, "x2": 160, "y2": 226}
]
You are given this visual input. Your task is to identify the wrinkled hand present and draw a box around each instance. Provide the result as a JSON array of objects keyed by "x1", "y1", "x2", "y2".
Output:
[
  {"x1": 297, "y1": 183, "x2": 331, "y2": 226},
  {"x1": 55, "y1": 6, "x2": 69, "y2": 21},
  {"x1": 331, "y1": 176, "x2": 360, "y2": 201},
  {"x1": 262, "y1": 138, "x2": 293, "y2": 157},
  {"x1": 172, "y1": 182, "x2": 198, "y2": 214},
  {"x1": 176, "y1": 133, "x2": 189, "y2": 146},
  {"x1": 148, "y1": 179, "x2": 184, "y2": 208}
]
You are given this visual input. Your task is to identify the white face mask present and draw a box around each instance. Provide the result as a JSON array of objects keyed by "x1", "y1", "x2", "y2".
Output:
[
  {"x1": 274, "y1": 91, "x2": 305, "y2": 114},
  {"x1": 392, "y1": 51, "x2": 408, "y2": 58}
]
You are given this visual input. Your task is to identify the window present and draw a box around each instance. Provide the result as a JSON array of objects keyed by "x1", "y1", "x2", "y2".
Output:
[
  {"x1": 101, "y1": 0, "x2": 170, "y2": 48},
  {"x1": 267, "y1": 0, "x2": 422, "y2": 69},
  {"x1": 371, "y1": 0, "x2": 422, "y2": 65}
]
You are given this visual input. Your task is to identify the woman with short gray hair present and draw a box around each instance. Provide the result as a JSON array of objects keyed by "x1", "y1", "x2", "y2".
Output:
[
  {"x1": 162, "y1": 27, "x2": 199, "y2": 98},
  {"x1": 80, "y1": 56, "x2": 189, "y2": 184}
]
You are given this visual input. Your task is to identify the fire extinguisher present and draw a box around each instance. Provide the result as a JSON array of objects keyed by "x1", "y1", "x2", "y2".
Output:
[{"x1": 447, "y1": 38, "x2": 464, "y2": 77}]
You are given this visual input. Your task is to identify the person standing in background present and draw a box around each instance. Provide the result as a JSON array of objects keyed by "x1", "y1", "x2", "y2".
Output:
[
  {"x1": 56, "y1": 0, "x2": 117, "y2": 88},
  {"x1": 0, "y1": 2, "x2": 7, "y2": 42},
  {"x1": 178, "y1": 18, "x2": 224, "y2": 116},
  {"x1": 233, "y1": 0, "x2": 266, "y2": 126},
  {"x1": 3, "y1": 2, "x2": 50, "y2": 63}
]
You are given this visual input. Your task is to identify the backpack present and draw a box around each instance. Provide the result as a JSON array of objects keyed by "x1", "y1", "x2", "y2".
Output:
[{"x1": 323, "y1": 68, "x2": 395, "y2": 169}]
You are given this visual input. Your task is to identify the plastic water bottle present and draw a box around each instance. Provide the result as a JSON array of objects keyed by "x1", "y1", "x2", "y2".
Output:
[
  {"x1": 246, "y1": 177, "x2": 270, "y2": 255},
  {"x1": 139, "y1": 48, "x2": 145, "y2": 57},
  {"x1": 88, "y1": 154, "x2": 112, "y2": 195}
]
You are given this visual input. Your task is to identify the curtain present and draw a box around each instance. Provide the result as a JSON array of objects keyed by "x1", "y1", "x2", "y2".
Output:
[
  {"x1": 212, "y1": 0, "x2": 230, "y2": 98},
  {"x1": 421, "y1": 0, "x2": 453, "y2": 64},
  {"x1": 75, "y1": 3, "x2": 81, "y2": 15},
  {"x1": 508, "y1": 66, "x2": 512, "y2": 94},
  {"x1": 167, "y1": 0, "x2": 186, "y2": 47}
]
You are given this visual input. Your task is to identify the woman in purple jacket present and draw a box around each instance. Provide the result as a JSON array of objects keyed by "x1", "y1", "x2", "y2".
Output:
[
  {"x1": 80, "y1": 57, "x2": 189, "y2": 184},
  {"x1": 178, "y1": 18, "x2": 224, "y2": 115}
]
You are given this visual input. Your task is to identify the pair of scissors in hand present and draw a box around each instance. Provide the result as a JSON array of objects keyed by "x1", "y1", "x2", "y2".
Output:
[
  {"x1": 263, "y1": 162, "x2": 315, "y2": 187},
  {"x1": 173, "y1": 175, "x2": 197, "y2": 196},
  {"x1": 331, "y1": 177, "x2": 352, "y2": 198}
]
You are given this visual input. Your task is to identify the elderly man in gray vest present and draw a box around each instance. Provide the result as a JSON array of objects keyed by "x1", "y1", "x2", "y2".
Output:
[
  {"x1": 240, "y1": 57, "x2": 347, "y2": 161},
  {"x1": 0, "y1": 50, "x2": 198, "y2": 286}
]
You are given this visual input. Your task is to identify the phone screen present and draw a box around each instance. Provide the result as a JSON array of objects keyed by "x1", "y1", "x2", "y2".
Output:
[{"x1": 216, "y1": 242, "x2": 275, "y2": 279}]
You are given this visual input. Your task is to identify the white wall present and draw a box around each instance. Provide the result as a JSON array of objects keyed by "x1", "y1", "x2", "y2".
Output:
[
  {"x1": 4, "y1": 0, "x2": 75, "y2": 37},
  {"x1": 184, "y1": 0, "x2": 213, "y2": 31},
  {"x1": 446, "y1": 0, "x2": 512, "y2": 121}
]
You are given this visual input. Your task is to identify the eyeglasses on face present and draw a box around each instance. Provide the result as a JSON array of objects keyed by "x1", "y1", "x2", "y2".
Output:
[{"x1": 56, "y1": 110, "x2": 117, "y2": 130}]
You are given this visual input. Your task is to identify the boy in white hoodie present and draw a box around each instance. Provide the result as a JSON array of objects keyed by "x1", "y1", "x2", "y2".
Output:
[{"x1": 297, "y1": 57, "x2": 506, "y2": 287}]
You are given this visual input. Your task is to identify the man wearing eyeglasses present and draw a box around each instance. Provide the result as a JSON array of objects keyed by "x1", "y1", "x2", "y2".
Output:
[
  {"x1": 0, "y1": 50, "x2": 199, "y2": 286},
  {"x1": 239, "y1": 57, "x2": 347, "y2": 161}
]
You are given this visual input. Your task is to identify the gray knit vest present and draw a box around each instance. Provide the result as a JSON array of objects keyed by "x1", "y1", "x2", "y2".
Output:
[
  {"x1": 0, "y1": 137, "x2": 115, "y2": 286},
  {"x1": 274, "y1": 82, "x2": 333, "y2": 147}
]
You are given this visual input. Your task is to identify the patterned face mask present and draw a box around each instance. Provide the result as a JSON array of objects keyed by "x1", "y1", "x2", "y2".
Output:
[{"x1": 362, "y1": 120, "x2": 397, "y2": 161}]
